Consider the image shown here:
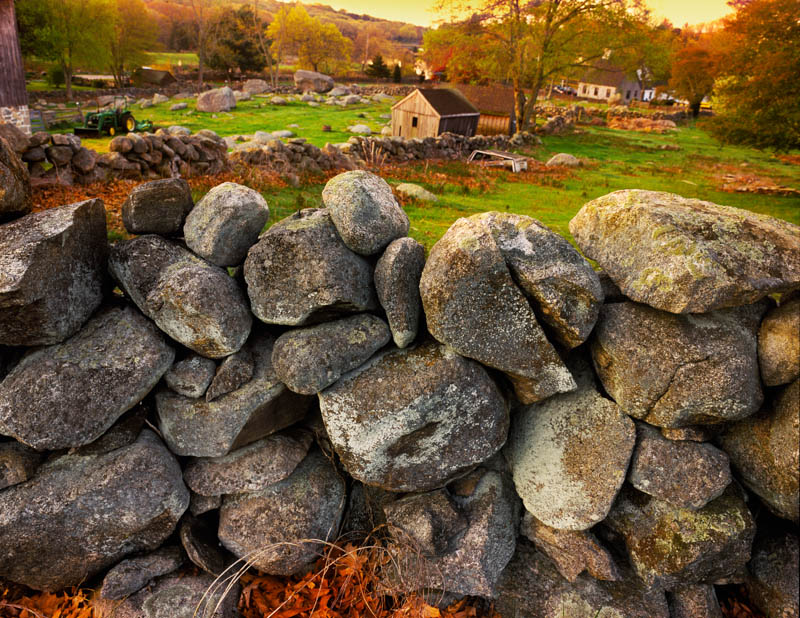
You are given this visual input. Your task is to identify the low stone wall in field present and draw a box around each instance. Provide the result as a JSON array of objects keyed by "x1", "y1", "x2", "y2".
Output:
[{"x1": 1, "y1": 145, "x2": 799, "y2": 617}]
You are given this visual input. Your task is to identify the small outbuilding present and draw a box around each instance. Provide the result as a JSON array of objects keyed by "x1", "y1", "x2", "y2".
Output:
[
  {"x1": 132, "y1": 68, "x2": 177, "y2": 88},
  {"x1": 391, "y1": 88, "x2": 480, "y2": 139}
]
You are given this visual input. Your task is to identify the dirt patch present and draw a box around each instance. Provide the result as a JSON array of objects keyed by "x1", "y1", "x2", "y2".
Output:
[{"x1": 717, "y1": 173, "x2": 800, "y2": 196}]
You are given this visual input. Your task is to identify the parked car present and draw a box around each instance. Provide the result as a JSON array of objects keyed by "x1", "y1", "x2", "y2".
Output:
[{"x1": 553, "y1": 85, "x2": 576, "y2": 96}]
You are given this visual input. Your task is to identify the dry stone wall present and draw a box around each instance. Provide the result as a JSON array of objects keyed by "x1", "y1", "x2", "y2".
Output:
[{"x1": 0, "y1": 142, "x2": 799, "y2": 617}]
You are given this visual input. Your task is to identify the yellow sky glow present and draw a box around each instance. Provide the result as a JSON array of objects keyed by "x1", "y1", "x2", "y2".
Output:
[{"x1": 296, "y1": 0, "x2": 734, "y2": 28}]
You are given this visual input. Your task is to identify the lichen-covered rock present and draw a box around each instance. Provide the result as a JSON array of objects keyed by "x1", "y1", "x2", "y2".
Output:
[
  {"x1": 495, "y1": 540, "x2": 670, "y2": 618},
  {"x1": 628, "y1": 422, "x2": 731, "y2": 509},
  {"x1": 569, "y1": 190, "x2": 800, "y2": 313},
  {"x1": 0, "y1": 306, "x2": 174, "y2": 450},
  {"x1": 319, "y1": 342, "x2": 508, "y2": 492},
  {"x1": 321, "y1": 171, "x2": 410, "y2": 255},
  {"x1": 758, "y1": 297, "x2": 800, "y2": 386},
  {"x1": 109, "y1": 234, "x2": 252, "y2": 358},
  {"x1": 0, "y1": 199, "x2": 107, "y2": 346},
  {"x1": 519, "y1": 512, "x2": 621, "y2": 582},
  {"x1": 591, "y1": 301, "x2": 764, "y2": 427},
  {"x1": 93, "y1": 571, "x2": 239, "y2": 618},
  {"x1": 0, "y1": 441, "x2": 43, "y2": 490},
  {"x1": 184, "y1": 182, "x2": 269, "y2": 267},
  {"x1": 164, "y1": 354, "x2": 216, "y2": 399},
  {"x1": 374, "y1": 237, "x2": 425, "y2": 348},
  {"x1": 243, "y1": 79, "x2": 270, "y2": 94},
  {"x1": 0, "y1": 430, "x2": 188, "y2": 591},
  {"x1": 272, "y1": 314, "x2": 390, "y2": 394},
  {"x1": 197, "y1": 86, "x2": 237, "y2": 113},
  {"x1": 183, "y1": 430, "x2": 313, "y2": 496},
  {"x1": 0, "y1": 135, "x2": 31, "y2": 222},
  {"x1": 244, "y1": 208, "x2": 377, "y2": 325},
  {"x1": 179, "y1": 515, "x2": 227, "y2": 575},
  {"x1": 746, "y1": 532, "x2": 799, "y2": 618},
  {"x1": 294, "y1": 69, "x2": 334, "y2": 93},
  {"x1": 218, "y1": 450, "x2": 345, "y2": 575},
  {"x1": 668, "y1": 585, "x2": 724, "y2": 618},
  {"x1": 718, "y1": 380, "x2": 799, "y2": 523},
  {"x1": 121, "y1": 178, "x2": 194, "y2": 236},
  {"x1": 384, "y1": 470, "x2": 518, "y2": 598},
  {"x1": 189, "y1": 492, "x2": 221, "y2": 516},
  {"x1": 99, "y1": 546, "x2": 185, "y2": 600},
  {"x1": 420, "y1": 214, "x2": 575, "y2": 404},
  {"x1": 206, "y1": 347, "x2": 253, "y2": 402},
  {"x1": 394, "y1": 183, "x2": 438, "y2": 202},
  {"x1": 605, "y1": 484, "x2": 755, "y2": 589},
  {"x1": 504, "y1": 377, "x2": 635, "y2": 530},
  {"x1": 157, "y1": 332, "x2": 312, "y2": 457},
  {"x1": 546, "y1": 153, "x2": 581, "y2": 167}
]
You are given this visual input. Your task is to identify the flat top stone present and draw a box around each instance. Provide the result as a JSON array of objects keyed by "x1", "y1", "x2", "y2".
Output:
[{"x1": 569, "y1": 190, "x2": 800, "y2": 313}]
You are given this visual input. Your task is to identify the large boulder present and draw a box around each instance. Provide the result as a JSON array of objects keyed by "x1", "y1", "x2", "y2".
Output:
[
  {"x1": 272, "y1": 314, "x2": 390, "y2": 395},
  {"x1": 504, "y1": 371, "x2": 635, "y2": 530},
  {"x1": 0, "y1": 199, "x2": 107, "y2": 346},
  {"x1": 156, "y1": 332, "x2": 312, "y2": 457},
  {"x1": 758, "y1": 296, "x2": 800, "y2": 386},
  {"x1": 319, "y1": 342, "x2": 508, "y2": 492},
  {"x1": 109, "y1": 234, "x2": 252, "y2": 358},
  {"x1": 0, "y1": 135, "x2": 31, "y2": 222},
  {"x1": 0, "y1": 430, "x2": 188, "y2": 591},
  {"x1": 121, "y1": 178, "x2": 194, "y2": 236},
  {"x1": 197, "y1": 86, "x2": 237, "y2": 113},
  {"x1": 321, "y1": 171, "x2": 410, "y2": 255},
  {"x1": 374, "y1": 237, "x2": 426, "y2": 348},
  {"x1": 746, "y1": 532, "x2": 799, "y2": 618},
  {"x1": 0, "y1": 305, "x2": 174, "y2": 450},
  {"x1": 242, "y1": 79, "x2": 270, "y2": 95},
  {"x1": 605, "y1": 484, "x2": 755, "y2": 589},
  {"x1": 383, "y1": 469, "x2": 518, "y2": 598},
  {"x1": 718, "y1": 380, "x2": 799, "y2": 523},
  {"x1": 294, "y1": 69, "x2": 334, "y2": 93},
  {"x1": 218, "y1": 450, "x2": 345, "y2": 575},
  {"x1": 591, "y1": 301, "x2": 764, "y2": 427},
  {"x1": 0, "y1": 124, "x2": 28, "y2": 154},
  {"x1": 244, "y1": 208, "x2": 377, "y2": 325},
  {"x1": 569, "y1": 190, "x2": 800, "y2": 313},
  {"x1": 184, "y1": 182, "x2": 270, "y2": 267},
  {"x1": 496, "y1": 540, "x2": 670, "y2": 618},
  {"x1": 420, "y1": 214, "x2": 577, "y2": 404}
]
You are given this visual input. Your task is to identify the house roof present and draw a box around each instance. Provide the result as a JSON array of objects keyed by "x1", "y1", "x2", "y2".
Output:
[
  {"x1": 415, "y1": 88, "x2": 479, "y2": 116},
  {"x1": 445, "y1": 83, "x2": 515, "y2": 116},
  {"x1": 579, "y1": 61, "x2": 636, "y2": 89}
]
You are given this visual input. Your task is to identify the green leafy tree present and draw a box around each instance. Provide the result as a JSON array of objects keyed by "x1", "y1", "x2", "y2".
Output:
[
  {"x1": 206, "y1": 6, "x2": 266, "y2": 72},
  {"x1": 708, "y1": 0, "x2": 800, "y2": 150},
  {"x1": 365, "y1": 53, "x2": 390, "y2": 78},
  {"x1": 107, "y1": 0, "x2": 159, "y2": 88}
]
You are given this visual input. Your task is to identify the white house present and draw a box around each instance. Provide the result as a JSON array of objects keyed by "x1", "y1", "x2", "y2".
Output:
[{"x1": 577, "y1": 62, "x2": 643, "y2": 103}]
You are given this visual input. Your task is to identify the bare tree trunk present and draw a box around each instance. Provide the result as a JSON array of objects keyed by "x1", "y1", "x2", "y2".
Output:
[
  {"x1": 0, "y1": 0, "x2": 27, "y2": 111},
  {"x1": 63, "y1": 61, "x2": 73, "y2": 101}
]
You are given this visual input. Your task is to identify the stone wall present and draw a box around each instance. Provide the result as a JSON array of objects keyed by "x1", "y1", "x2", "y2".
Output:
[
  {"x1": 0, "y1": 105, "x2": 30, "y2": 136},
  {"x1": 0, "y1": 145, "x2": 798, "y2": 616}
]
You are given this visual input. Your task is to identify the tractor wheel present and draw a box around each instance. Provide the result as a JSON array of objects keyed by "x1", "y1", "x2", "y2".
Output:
[
  {"x1": 120, "y1": 113, "x2": 136, "y2": 133},
  {"x1": 108, "y1": 126, "x2": 116, "y2": 136}
]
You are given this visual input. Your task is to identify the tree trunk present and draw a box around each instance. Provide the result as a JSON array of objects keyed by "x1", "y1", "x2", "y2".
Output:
[
  {"x1": 690, "y1": 100, "x2": 701, "y2": 118},
  {"x1": 198, "y1": 46, "x2": 204, "y2": 88},
  {"x1": 0, "y1": 0, "x2": 27, "y2": 110},
  {"x1": 513, "y1": 78, "x2": 526, "y2": 135},
  {"x1": 64, "y1": 62, "x2": 73, "y2": 101}
]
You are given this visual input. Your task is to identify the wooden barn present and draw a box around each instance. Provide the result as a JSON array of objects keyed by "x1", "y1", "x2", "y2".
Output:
[{"x1": 391, "y1": 89, "x2": 480, "y2": 139}]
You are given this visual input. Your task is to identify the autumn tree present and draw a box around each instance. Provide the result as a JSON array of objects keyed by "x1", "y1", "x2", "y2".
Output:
[
  {"x1": 206, "y1": 5, "x2": 266, "y2": 72},
  {"x1": 107, "y1": 0, "x2": 159, "y2": 87},
  {"x1": 708, "y1": 0, "x2": 800, "y2": 150},
  {"x1": 668, "y1": 43, "x2": 716, "y2": 117},
  {"x1": 422, "y1": 23, "x2": 486, "y2": 83}
]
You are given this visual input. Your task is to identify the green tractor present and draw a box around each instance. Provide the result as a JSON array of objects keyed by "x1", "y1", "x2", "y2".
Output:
[{"x1": 74, "y1": 96, "x2": 153, "y2": 137}]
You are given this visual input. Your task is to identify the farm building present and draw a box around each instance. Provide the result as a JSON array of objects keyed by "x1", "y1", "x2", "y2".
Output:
[
  {"x1": 577, "y1": 62, "x2": 642, "y2": 103},
  {"x1": 132, "y1": 68, "x2": 177, "y2": 88},
  {"x1": 0, "y1": 0, "x2": 30, "y2": 134},
  {"x1": 446, "y1": 83, "x2": 516, "y2": 135},
  {"x1": 391, "y1": 88, "x2": 480, "y2": 139}
]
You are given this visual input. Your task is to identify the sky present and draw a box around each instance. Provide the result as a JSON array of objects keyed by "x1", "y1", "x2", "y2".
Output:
[{"x1": 306, "y1": 0, "x2": 734, "y2": 27}]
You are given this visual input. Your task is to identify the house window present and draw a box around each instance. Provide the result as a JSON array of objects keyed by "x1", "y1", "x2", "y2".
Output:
[
  {"x1": 582, "y1": 85, "x2": 587, "y2": 94},
  {"x1": 626, "y1": 90, "x2": 631, "y2": 99},
  {"x1": 634, "y1": 90, "x2": 639, "y2": 99},
  {"x1": 412, "y1": 117, "x2": 418, "y2": 128},
  {"x1": 606, "y1": 89, "x2": 611, "y2": 98},
  {"x1": 594, "y1": 87, "x2": 599, "y2": 96}
]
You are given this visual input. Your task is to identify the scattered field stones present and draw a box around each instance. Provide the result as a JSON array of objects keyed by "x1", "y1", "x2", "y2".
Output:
[
  {"x1": 109, "y1": 234, "x2": 252, "y2": 358},
  {"x1": 758, "y1": 296, "x2": 800, "y2": 385},
  {"x1": 121, "y1": 178, "x2": 194, "y2": 236},
  {"x1": 164, "y1": 354, "x2": 216, "y2": 399},
  {"x1": 374, "y1": 237, "x2": 425, "y2": 348},
  {"x1": 569, "y1": 190, "x2": 800, "y2": 313},
  {"x1": 99, "y1": 546, "x2": 185, "y2": 600},
  {"x1": 184, "y1": 182, "x2": 269, "y2": 266},
  {"x1": 0, "y1": 306, "x2": 174, "y2": 450},
  {"x1": 0, "y1": 199, "x2": 107, "y2": 346},
  {"x1": 591, "y1": 301, "x2": 764, "y2": 427},
  {"x1": 546, "y1": 152, "x2": 581, "y2": 167},
  {"x1": 504, "y1": 377, "x2": 635, "y2": 530},
  {"x1": 272, "y1": 314, "x2": 390, "y2": 394},
  {"x1": 183, "y1": 430, "x2": 313, "y2": 496},
  {"x1": 218, "y1": 450, "x2": 345, "y2": 575},
  {"x1": 519, "y1": 512, "x2": 621, "y2": 582},
  {"x1": 718, "y1": 379, "x2": 800, "y2": 522},
  {"x1": 244, "y1": 208, "x2": 377, "y2": 325},
  {"x1": 319, "y1": 342, "x2": 508, "y2": 492},
  {"x1": 321, "y1": 170, "x2": 410, "y2": 255},
  {"x1": 628, "y1": 422, "x2": 732, "y2": 509},
  {"x1": 0, "y1": 430, "x2": 189, "y2": 591},
  {"x1": 420, "y1": 214, "x2": 575, "y2": 404},
  {"x1": 605, "y1": 484, "x2": 756, "y2": 589}
]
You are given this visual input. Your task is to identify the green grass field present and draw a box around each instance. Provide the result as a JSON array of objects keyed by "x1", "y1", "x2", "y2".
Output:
[{"x1": 143, "y1": 52, "x2": 199, "y2": 69}]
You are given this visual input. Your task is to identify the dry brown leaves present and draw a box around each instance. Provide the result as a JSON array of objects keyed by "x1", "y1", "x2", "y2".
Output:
[
  {"x1": 718, "y1": 173, "x2": 800, "y2": 196},
  {"x1": 0, "y1": 584, "x2": 95, "y2": 618}
]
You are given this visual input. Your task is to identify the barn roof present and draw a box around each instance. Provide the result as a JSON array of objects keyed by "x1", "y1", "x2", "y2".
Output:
[
  {"x1": 445, "y1": 83, "x2": 514, "y2": 116},
  {"x1": 414, "y1": 88, "x2": 479, "y2": 116}
]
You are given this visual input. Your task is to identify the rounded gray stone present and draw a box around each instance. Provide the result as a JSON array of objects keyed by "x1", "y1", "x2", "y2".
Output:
[
  {"x1": 122, "y1": 178, "x2": 194, "y2": 236},
  {"x1": 99, "y1": 546, "x2": 185, "y2": 600},
  {"x1": 321, "y1": 170, "x2": 410, "y2": 255},
  {"x1": 206, "y1": 347, "x2": 254, "y2": 402},
  {"x1": 272, "y1": 313, "x2": 391, "y2": 394},
  {"x1": 0, "y1": 441, "x2": 43, "y2": 490},
  {"x1": 0, "y1": 305, "x2": 174, "y2": 450},
  {"x1": 758, "y1": 296, "x2": 800, "y2": 386},
  {"x1": 184, "y1": 182, "x2": 269, "y2": 266},
  {"x1": 164, "y1": 353, "x2": 216, "y2": 399},
  {"x1": 746, "y1": 532, "x2": 799, "y2": 618},
  {"x1": 374, "y1": 237, "x2": 425, "y2": 348}
]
